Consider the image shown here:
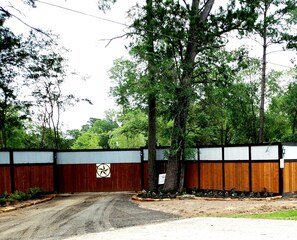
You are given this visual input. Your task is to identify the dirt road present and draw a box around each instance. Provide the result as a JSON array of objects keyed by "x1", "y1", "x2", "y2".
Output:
[
  {"x1": 0, "y1": 193, "x2": 177, "y2": 240},
  {"x1": 137, "y1": 197, "x2": 297, "y2": 217}
]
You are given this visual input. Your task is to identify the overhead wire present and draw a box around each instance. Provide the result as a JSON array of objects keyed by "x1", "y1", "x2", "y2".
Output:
[{"x1": 35, "y1": 0, "x2": 129, "y2": 27}]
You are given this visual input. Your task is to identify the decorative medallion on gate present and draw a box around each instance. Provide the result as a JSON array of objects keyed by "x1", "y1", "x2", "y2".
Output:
[{"x1": 96, "y1": 163, "x2": 111, "y2": 178}]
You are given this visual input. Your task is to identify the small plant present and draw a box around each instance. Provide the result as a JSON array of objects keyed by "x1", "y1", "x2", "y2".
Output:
[
  {"x1": 263, "y1": 192, "x2": 268, "y2": 198},
  {"x1": 10, "y1": 191, "x2": 28, "y2": 201},
  {"x1": 249, "y1": 192, "x2": 255, "y2": 198},
  {"x1": 192, "y1": 188, "x2": 197, "y2": 195},
  {"x1": 256, "y1": 192, "x2": 261, "y2": 198},
  {"x1": 146, "y1": 191, "x2": 152, "y2": 198},
  {"x1": 195, "y1": 192, "x2": 203, "y2": 197},
  {"x1": 240, "y1": 192, "x2": 246, "y2": 198},
  {"x1": 2, "y1": 192, "x2": 9, "y2": 199},
  {"x1": 0, "y1": 198, "x2": 6, "y2": 206},
  {"x1": 28, "y1": 187, "x2": 43, "y2": 199}
]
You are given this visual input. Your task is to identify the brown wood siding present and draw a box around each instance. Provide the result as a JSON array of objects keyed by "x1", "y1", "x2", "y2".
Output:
[
  {"x1": 284, "y1": 162, "x2": 297, "y2": 193},
  {"x1": 57, "y1": 163, "x2": 142, "y2": 192},
  {"x1": 224, "y1": 162, "x2": 249, "y2": 192},
  {"x1": 0, "y1": 167, "x2": 11, "y2": 194},
  {"x1": 252, "y1": 162, "x2": 279, "y2": 193},
  {"x1": 184, "y1": 162, "x2": 198, "y2": 189},
  {"x1": 13, "y1": 165, "x2": 54, "y2": 193},
  {"x1": 199, "y1": 162, "x2": 222, "y2": 190}
]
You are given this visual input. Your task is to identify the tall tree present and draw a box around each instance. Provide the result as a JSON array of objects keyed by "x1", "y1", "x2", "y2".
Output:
[
  {"x1": 252, "y1": 0, "x2": 297, "y2": 143},
  {"x1": 284, "y1": 81, "x2": 297, "y2": 141},
  {"x1": 146, "y1": 0, "x2": 158, "y2": 192},
  {"x1": 0, "y1": 12, "x2": 30, "y2": 148},
  {"x1": 156, "y1": 1, "x2": 258, "y2": 192}
]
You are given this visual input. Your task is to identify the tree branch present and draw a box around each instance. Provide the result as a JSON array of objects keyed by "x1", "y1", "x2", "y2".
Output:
[
  {"x1": 101, "y1": 33, "x2": 129, "y2": 48},
  {"x1": 0, "y1": 6, "x2": 50, "y2": 37}
]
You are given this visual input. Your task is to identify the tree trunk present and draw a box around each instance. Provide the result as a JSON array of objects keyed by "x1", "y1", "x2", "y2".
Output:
[
  {"x1": 163, "y1": 0, "x2": 214, "y2": 192},
  {"x1": 259, "y1": 2, "x2": 268, "y2": 143},
  {"x1": 148, "y1": 95, "x2": 157, "y2": 191},
  {"x1": 164, "y1": 90, "x2": 189, "y2": 191},
  {"x1": 146, "y1": 0, "x2": 158, "y2": 191}
]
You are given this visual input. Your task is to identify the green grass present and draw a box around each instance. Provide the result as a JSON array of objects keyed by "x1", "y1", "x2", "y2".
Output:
[{"x1": 233, "y1": 210, "x2": 297, "y2": 220}]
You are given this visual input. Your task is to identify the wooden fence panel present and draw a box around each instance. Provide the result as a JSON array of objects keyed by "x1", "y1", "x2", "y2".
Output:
[
  {"x1": 284, "y1": 162, "x2": 297, "y2": 193},
  {"x1": 0, "y1": 167, "x2": 11, "y2": 194},
  {"x1": 184, "y1": 162, "x2": 198, "y2": 189},
  {"x1": 224, "y1": 162, "x2": 249, "y2": 192},
  {"x1": 199, "y1": 162, "x2": 222, "y2": 190},
  {"x1": 13, "y1": 165, "x2": 54, "y2": 193},
  {"x1": 252, "y1": 162, "x2": 279, "y2": 193},
  {"x1": 58, "y1": 163, "x2": 141, "y2": 192}
]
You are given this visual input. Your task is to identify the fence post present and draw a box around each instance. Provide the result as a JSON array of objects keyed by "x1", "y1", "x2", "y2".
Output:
[
  {"x1": 9, "y1": 150, "x2": 15, "y2": 193},
  {"x1": 222, "y1": 146, "x2": 225, "y2": 191},
  {"x1": 278, "y1": 143, "x2": 284, "y2": 195},
  {"x1": 197, "y1": 146, "x2": 201, "y2": 190},
  {"x1": 248, "y1": 145, "x2": 252, "y2": 193},
  {"x1": 140, "y1": 147, "x2": 144, "y2": 190},
  {"x1": 53, "y1": 150, "x2": 58, "y2": 193}
]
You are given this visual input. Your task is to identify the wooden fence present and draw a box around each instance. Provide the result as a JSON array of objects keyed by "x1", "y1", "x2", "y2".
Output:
[{"x1": 1, "y1": 143, "x2": 297, "y2": 195}]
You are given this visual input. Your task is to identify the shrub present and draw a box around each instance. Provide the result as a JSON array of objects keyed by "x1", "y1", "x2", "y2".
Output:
[
  {"x1": 10, "y1": 191, "x2": 28, "y2": 201},
  {"x1": 28, "y1": 187, "x2": 44, "y2": 199},
  {"x1": 0, "y1": 198, "x2": 6, "y2": 206}
]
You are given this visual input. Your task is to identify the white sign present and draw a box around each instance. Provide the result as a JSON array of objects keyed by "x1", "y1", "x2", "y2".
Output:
[
  {"x1": 158, "y1": 174, "x2": 166, "y2": 185},
  {"x1": 280, "y1": 159, "x2": 284, "y2": 169}
]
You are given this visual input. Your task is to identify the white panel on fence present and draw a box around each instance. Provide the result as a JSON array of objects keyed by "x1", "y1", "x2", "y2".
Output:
[
  {"x1": 143, "y1": 149, "x2": 167, "y2": 161},
  {"x1": 143, "y1": 148, "x2": 198, "y2": 161},
  {"x1": 57, "y1": 150, "x2": 141, "y2": 164},
  {"x1": 224, "y1": 147, "x2": 249, "y2": 161},
  {"x1": 13, "y1": 151, "x2": 54, "y2": 164},
  {"x1": 143, "y1": 149, "x2": 148, "y2": 161},
  {"x1": 251, "y1": 145, "x2": 279, "y2": 160},
  {"x1": 283, "y1": 145, "x2": 297, "y2": 160},
  {"x1": 199, "y1": 147, "x2": 222, "y2": 161},
  {"x1": 0, "y1": 152, "x2": 10, "y2": 164}
]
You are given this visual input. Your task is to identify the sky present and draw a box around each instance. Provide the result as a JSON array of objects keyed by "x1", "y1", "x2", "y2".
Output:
[
  {"x1": 3, "y1": 0, "x2": 140, "y2": 130},
  {"x1": 3, "y1": 0, "x2": 296, "y2": 131}
]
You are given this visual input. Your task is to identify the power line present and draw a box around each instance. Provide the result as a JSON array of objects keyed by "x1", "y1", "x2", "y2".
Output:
[
  {"x1": 267, "y1": 61, "x2": 295, "y2": 69},
  {"x1": 35, "y1": 0, "x2": 129, "y2": 27}
]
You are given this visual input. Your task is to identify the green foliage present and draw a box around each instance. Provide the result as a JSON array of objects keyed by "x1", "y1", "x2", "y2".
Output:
[
  {"x1": 27, "y1": 187, "x2": 43, "y2": 199},
  {"x1": 0, "y1": 15, "x2": 30, "y2": 148},
  {"x1": 71, "y1": 110, "x2": 119, "y2": 149},
  {"x1": 0, "y1": 198, "x2": 6, "y2": 206},
  {"x1": 233, "y1": 210, "x2": 297, "y2": 220},
  {"x1": 108, "y1": 109, "x2": 147, "y2": 148},
  {"x1": 72, "y1": 132, "x2": 101, "y2": 149},
  {"x1": 10, "y1": 191, "x2": 28, "y2": 201},
  {"x1": 283, "y1": 81, "x2": 297, "y2": 140},
  {"x1": 0, "y1": 187, "x2": 44, "y2": 206}
]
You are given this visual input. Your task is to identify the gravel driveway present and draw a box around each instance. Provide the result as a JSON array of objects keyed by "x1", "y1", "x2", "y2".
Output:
[{"x1": 0, "y1": 192, "x2": 178, "y2": 240}]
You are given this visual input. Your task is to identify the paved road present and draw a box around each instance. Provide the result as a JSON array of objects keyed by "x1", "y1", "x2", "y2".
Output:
[
  {"x1": 0, "y1": 192, "x2": 177, "y2": 240},
  {"x1": 66, "y1": 217, "x2": 297, "y2": 240}
]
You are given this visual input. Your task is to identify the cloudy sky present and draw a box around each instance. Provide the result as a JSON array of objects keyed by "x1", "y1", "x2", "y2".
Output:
[{"x1": 3, "y1": 0, "x2": 295, "y2": 130}]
